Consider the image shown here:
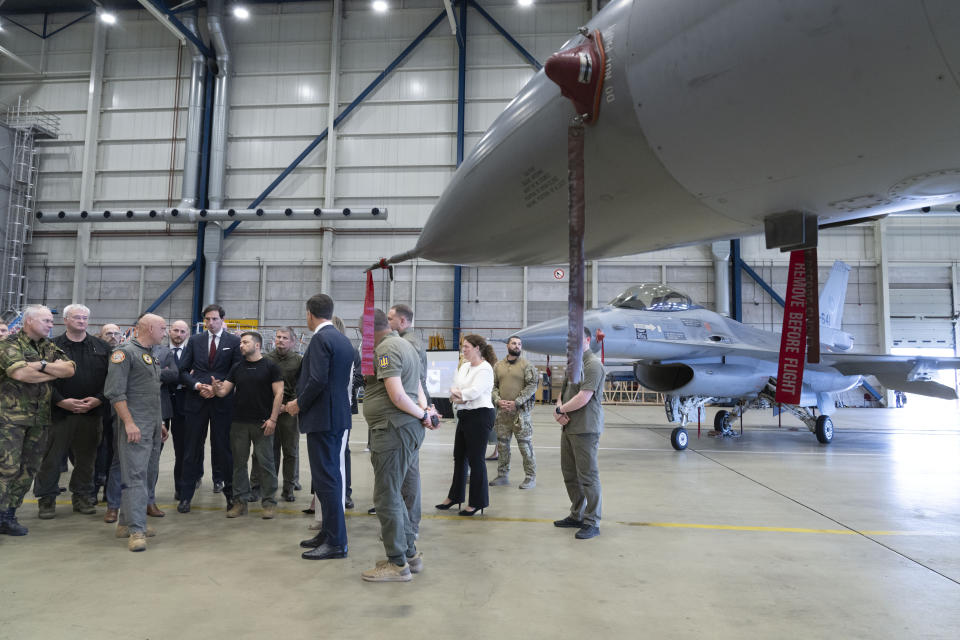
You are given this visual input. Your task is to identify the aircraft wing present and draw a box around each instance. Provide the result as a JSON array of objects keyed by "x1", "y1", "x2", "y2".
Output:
[{"x1": 823, "y1": 354, "x2": 960, "y2": 400}]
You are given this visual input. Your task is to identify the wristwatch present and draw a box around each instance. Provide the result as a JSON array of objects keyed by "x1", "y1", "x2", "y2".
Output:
[
  {"x1": 39, "y1": 360, "x2": 48, "y2": 372},
  {"x1": 555, "y1": 406, "x2": 564, "y2": 415},
  {"x1": 421, "y1": 409, "x2": 429, "y2": 421}
]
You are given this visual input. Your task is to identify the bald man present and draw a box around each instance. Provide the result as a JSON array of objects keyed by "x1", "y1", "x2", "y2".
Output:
[{"x1": 103, "y1": 314, "x2": 168, "y2": 551}]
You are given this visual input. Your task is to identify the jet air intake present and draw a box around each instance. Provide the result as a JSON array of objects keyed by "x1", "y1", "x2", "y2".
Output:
[{"x1": 634, "y1": 362, "x2": 769, "y2": 397}]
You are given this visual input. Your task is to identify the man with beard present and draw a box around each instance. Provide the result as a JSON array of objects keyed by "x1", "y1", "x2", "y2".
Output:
[{"x1": 489, "y1": 336, "x2": 539, "y2": 490}]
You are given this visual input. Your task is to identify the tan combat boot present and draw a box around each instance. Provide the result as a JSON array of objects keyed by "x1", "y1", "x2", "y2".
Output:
[
  {"x1": 261, "y1": 504, "x2": 276, "y2": 519},
  {"x1": 128, "y1": 532, "x2": 147, "y2": 552},
  {"x1": 361, "y1": 561, "x2": 413, "y2": 582},
  {"x1": 116, "y1": 525, "x2": 156, "y2": 538},
  {"x1": 226, "y1": 501, "x2": 248, "y2": 518}
]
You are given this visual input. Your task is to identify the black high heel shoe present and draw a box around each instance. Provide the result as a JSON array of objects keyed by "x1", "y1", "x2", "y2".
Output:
[
  {"x1": 458, "y1": 507, "x2": 483, "y2": 516},
  {"x1": 435, "y1": 500, "x2": 460, "y2": 511}
]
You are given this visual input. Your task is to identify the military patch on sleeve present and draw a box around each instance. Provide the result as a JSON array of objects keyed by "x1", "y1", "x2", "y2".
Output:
[
  {"x1": 110, "y1": 351, "x2": 125, "y2": 364},
  {"x1": 377, "y1": 355, "x2": 389, "y2": 369},
  {"x1": 141, "y1": 353, "x2": 154, "y2": 365}
]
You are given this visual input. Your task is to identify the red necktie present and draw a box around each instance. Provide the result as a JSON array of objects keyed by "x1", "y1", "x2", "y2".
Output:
[{"x1": 208, "y1": 333, "x2": 217, "y2": 366}]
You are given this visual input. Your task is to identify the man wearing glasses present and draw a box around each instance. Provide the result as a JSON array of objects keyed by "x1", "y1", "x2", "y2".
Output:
[{"x1": 34, "y1": 304, "x2": 111, "y2": 519}]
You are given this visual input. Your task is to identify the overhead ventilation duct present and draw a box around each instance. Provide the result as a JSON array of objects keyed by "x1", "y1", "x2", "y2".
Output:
[{"x1": 179, "y1": 10, "x2": 205, "y2": 210}]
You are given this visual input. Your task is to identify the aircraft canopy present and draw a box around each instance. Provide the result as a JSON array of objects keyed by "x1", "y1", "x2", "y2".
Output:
[{"x1": 608, "y1": 284, "x2": 702, "y2": 312}]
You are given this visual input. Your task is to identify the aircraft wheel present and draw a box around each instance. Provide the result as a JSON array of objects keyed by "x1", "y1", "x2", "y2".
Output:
[
  {"x1": 714, "y1": 410, "x2": 731, "y2": 434},
  {"x1": 815, "y1": 415, "x2": 834, "y2": 444},
  {"x1": 670, "y1": 427, "x2": 689, "y2": 451}
]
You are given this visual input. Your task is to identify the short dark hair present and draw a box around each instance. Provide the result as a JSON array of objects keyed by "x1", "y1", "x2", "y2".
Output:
[
  {"x1": 373, "y1": 308, "x2": 388, "y2": 332},
  {"x1": 202, "y1": 304, "x2": 225, "y2": 319},
  {"x1": 306, "y1": 294, "x2": 334, "y2": 320},
  {"x1": 241, "y1": 331, "x2": 262, "y2": 347},
  {"x1": 390, "y1": 304, "x2": 413, "y2": 324},
  {"x1": 507, "y1": 335, "x2": 521, "y2": 342},
  {"x1": 275, "y1": 326, "x2": 297, "y2": 341},
  {"x1": 584, "y1": 326, "x2": 592, "y2": 340}
]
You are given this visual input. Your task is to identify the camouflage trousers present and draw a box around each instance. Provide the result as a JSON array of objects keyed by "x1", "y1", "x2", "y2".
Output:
[
  {"x1": 0, "y1": 419, "x2": 50, "y2": 510},
  {"x1": 494, "y1": 409, "x2": 536, "y2": 479}
]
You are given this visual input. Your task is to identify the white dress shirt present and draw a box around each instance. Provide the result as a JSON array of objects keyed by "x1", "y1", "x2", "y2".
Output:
[{"x1": 451, "y1": 360, "x2": 494, "y2": 410}]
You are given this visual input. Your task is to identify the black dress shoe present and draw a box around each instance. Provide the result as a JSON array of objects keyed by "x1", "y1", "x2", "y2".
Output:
[
  {"x1": 177, "y1": 500, "x2": 191, "y2": 514},
  {"x1": 302, "y1": 507, "x2": 315, "y2": 514},
  {"x1": 174, "y1": 490, "x2": 181, "y2": 501},
  {"x1": 553, "y1": 516, "x2": 584, "y2": 528},
  {"x1": 213, "y1": 481, "x2": 224, "y2": 494},
  {"x1": 299, "y1": 531, "x2": 328, "y2": 548},
  {"x1": 344, "y1": 498, "x2": 354, "y2": 509},
  {"x1": 282, "y1": 491, "x2": 296, "y2": 502},
  {"x1": 301, "y1": 542, "x2": 347, "y2": 560},
  {"x1": 293, "y1": 481, "x2": 302, "y2": 491}
]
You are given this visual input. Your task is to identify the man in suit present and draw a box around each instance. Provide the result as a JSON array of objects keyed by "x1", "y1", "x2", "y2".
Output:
[
  {"x1": 175, "y1": 305, "x2": 241, "y2": 513},
  {"x1": 165, "y1": 320, "x2": 195, "y2": 501},
  {"x1": 288, "y1": 293, "x2": 354, "y2": 560}
]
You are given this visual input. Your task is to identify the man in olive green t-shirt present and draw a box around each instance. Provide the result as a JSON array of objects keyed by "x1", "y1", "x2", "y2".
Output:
[
  {"x1": 552, "y1": 326, "x2": 604, "y2": 540},
  {"x1": 361, "y1": 309, "x2": 439, "y2": 582}
]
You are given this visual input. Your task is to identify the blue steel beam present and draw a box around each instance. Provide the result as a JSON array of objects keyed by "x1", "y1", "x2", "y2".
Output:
[
  {"x1": 3, "y1": 16, "x2": 43, "y2": 39},
  {"x1": 452, "y1": 0, "x2": 468, "y2": 345},
  {"x1": 44, "y1": 11, "x2": 94, "y2": 39},
  {"x1": 143, "y1": 0, "x2": 214, "y2": 58},
  {"x1": 468, "y1": 0, "x2": 542, "y2": 70},
  {"x1": 861, "y1": 379, "x2": 883, "y2": 401},
  {"x1": 730, "y1": 239, "x2": 742, "y2": 321},
  {"x1": 739, "y1": 259, "x2": 786, "y2": 308},
  {"x1": 149, "y1": 9, "x2": 448, "y2": 312},
  {"x1": 145, "y1": 263, "x2": 196, "y2": 314},
  {"x1": 223, "y1": 7, "x2": 450, "y2": 238},
  {"x1": 192, "y1": 66, "x2": 216, "y2": 328}
]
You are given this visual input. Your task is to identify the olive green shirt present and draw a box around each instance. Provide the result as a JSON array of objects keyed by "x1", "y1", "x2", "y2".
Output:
[
  {"x1": 265, "y1": 348, "x2": 303, "y2": 401},
  {"x1": 363, "y1": 331, "x2": 422, "y2": 431},
  {"x1": 0, "y1": 330, "x2": 73, "y2": 427},
  {"x1": 560, "y1": 349, "x2": 605, "y2": 435},
  {"x1": 103, "y1": 339, "x2": 162, "y2": 428},
  {"x1": 492, "y1": 356, "x2": 539, "y2": 412},
  {"x1": 398, "y1": 328, "x2": 428, "y2": 398}
]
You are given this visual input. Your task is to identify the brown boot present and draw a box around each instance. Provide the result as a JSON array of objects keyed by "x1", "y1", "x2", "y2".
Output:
[
  {"x1": 103, "y1": 508, "x2": 119, "y2": 523},
  {"x1": 146, "y1": 503, "x2": 165, "y2": 518},
  {"x1": 261, "y1": 504, "x2": 276, "y2": 520},
  {"x1": 116, "y1": 524, "x2": 156, "y2": 538},
  {"x1": 226, "y1": 501, "x2": 248, "y2": 518},
  {"x1": 128, "y1": 532, "x2": 147, "y2": 552}
]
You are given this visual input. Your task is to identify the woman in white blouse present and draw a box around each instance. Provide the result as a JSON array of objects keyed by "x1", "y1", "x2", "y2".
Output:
[{"x1": 436, "y1": 334, "x2": 498, "y2": 515}]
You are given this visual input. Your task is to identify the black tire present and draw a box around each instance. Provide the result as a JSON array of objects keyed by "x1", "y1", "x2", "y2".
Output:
[
  {"x1": 815, "y1": 415, "x2": 834, "y2": 444},
  {"x1": 670, "y1": 427, "x2": 689, "y2": 451},
  {"x1": 714, "y1": 410, "x2": 730, "y2": 433}
]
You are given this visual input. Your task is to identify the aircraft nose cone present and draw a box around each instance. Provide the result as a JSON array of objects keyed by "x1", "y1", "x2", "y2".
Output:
[
  {"x1": 513, "y1": 316, "x2": 569, "y2": 356},
  {"x1": 543, "y1": 30, "x2": 605, "y2": 122}
]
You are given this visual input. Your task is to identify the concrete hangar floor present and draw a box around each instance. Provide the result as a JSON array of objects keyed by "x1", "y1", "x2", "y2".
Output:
[{"x1": 1, "y1": 405, "x2": 958, "y2": 639}]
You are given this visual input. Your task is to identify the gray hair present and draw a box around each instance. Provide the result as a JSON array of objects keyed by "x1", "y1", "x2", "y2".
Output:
[
  {"x1": 22, "y1": 304, "x2": 50, "y2": 322},
  {"x1": 275, "y1": 326, "x2": 297, "y2": 341},
  {"x1": 63, "y1": 303, "x2": 91, "y2": 319}
]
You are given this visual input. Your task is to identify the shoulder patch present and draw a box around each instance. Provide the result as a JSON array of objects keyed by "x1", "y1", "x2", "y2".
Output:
[
  {"x1": 141, "y1": 353, "x2": 154, "y2": 365},
  {"x1": 377, "y1": 355, "x2": 389, "y2": 369},
  {"x1": 110, "y1": 351, "x2": 126, "y2": 364}
]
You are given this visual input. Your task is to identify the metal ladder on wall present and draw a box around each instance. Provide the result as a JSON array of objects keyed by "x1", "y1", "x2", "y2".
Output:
[{"x1": 1, "y1": 98, "x2": 59, "y2": 322}]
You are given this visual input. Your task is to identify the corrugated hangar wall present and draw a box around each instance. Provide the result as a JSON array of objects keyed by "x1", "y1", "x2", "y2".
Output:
[{"x1": 1, "y1": 1, "x2": 958, "y2": 358}]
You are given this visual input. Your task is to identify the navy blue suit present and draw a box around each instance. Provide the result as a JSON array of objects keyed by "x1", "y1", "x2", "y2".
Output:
[
  {"x1": 298, "y1": 324, "x2": 354, "y2": 548},
  {"x1": 178, "y1": 330, "x2": 242, "y2": 503}
]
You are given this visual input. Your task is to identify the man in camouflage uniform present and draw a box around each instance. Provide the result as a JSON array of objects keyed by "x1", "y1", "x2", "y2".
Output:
[
  {"x1": 489, "y1": 335, "x2": 539, "y2": 489},
  {"x1": 103, "y1": 313, "x2": 167, "y2": 552},
  {"x1": 0, "y1": 305, "x2": 76, "y2": 536},
  {"x1": 265, "y1": 326, "x2": 302, "y2": 502}
]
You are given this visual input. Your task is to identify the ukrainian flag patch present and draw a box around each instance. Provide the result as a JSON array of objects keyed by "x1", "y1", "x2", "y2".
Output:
[{"x1": 378, "y1": 355, "x2": 389, "y2": 369}]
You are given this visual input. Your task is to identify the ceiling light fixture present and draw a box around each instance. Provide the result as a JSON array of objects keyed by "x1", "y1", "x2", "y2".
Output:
[
  {"x1": 99, "y1": 11, "x2": 117, "y2": 25},
  {"x1": 232, "y1": 6, "x2": 250, "y2": 20},
  {"x1": 518, "y1": 0, "x2": 534, "y2": 6},
  {"x1": 373, "y1": 1, "x2": 389, "y2": 13}
]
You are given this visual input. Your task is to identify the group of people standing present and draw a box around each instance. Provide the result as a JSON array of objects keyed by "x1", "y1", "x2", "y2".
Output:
[{"x1": 0, "y1": 295, "x2": 607, "y2": 579}]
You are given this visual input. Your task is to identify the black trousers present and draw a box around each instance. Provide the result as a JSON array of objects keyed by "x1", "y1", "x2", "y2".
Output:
[
  {"x1": 179, "y1": 401, "x2": 232, "y2": 503},
  {"x1": 307, "y1": 429, "x2": 347, "y2": 547},
  {"x1": 447, "y1": 408, "x2": 495, "y2": 509}
]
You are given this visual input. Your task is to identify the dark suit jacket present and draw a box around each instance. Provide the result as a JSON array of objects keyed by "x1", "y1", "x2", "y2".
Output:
[
  {"x1": 297, "y1": 324, "x2": 354, "y2": 435},
  {"x1": 153, "y1": 344, "x2": 179, "y2": 421},
  {"x1": 178, "y1": 330, "x2": 242, "y2": 412}
]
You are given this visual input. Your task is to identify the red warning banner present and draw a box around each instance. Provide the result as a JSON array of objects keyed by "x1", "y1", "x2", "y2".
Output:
[
  {"x1": 775, "y1": 250, "x2": 807, "y2": 404},
  {"x1": 361, "y1": 270, "x2": 375, "y2": 375}
]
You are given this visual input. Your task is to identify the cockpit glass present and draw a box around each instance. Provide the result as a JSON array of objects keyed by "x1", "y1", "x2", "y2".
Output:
[{"x1": 608, "y1": 284, "x2": 701, "y2": 312}]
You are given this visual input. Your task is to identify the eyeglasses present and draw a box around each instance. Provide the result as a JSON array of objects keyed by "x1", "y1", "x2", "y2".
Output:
[{"x1": 103, "y1": 331, "x2": 122, "y2": 337}]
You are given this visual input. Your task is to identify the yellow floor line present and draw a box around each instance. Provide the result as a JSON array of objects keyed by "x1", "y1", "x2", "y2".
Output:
[{"x1": 23, "y1": 499, "x2": 951, "y2": 536}]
